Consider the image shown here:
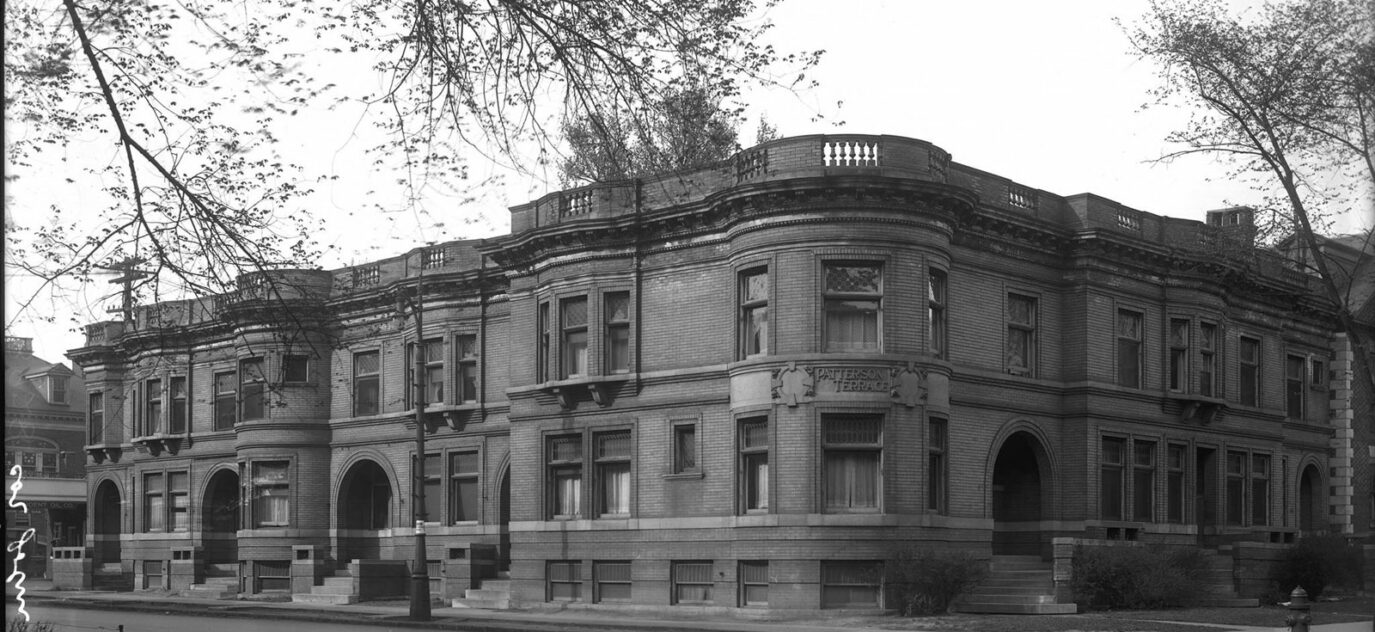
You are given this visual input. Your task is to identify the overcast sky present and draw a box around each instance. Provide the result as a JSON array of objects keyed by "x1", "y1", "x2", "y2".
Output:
[{"x1": 5, "y1": 0, "x2": 1371, "y2": 363}]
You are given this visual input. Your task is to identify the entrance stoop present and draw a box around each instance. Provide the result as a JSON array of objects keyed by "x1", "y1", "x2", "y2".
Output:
[
  {"x1": 955, "y1": 555, "x2": 1077, "y2": 614},
  {"x1": 292, "y1": 571, "x2": 358, "y2": 605},
  {"x1": 1195, "y1": 546, "x2": 1259, "y2": 608},
  {"x1": 452, "y1": 570, "x2": 511, "y2": 609}
]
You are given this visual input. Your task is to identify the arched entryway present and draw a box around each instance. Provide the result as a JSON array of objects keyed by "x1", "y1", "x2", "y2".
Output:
[
  {"x1": 990, "y1": 431, "x2": 1051, "y2": 556},
  {"x1": 92, "y1": 480, "x2": 122, "y2": 564},
  {"x1": 1299, "y1": 464, "x2": 1324, "y2": 534},
  {"x1": 497, "y1": 465, "x2": 511, "y2": 571},
  {"x1": 337, "y1": 459, "x2": 392, "y2": 566},
  {"x1": 202, "y1": 469, "x2": 240, "y2": 565}
]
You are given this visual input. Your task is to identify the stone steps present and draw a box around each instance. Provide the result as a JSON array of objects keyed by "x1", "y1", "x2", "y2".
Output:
[
  {"x1": 292, "y1": 573, "x2": 358, "y2": 605},
  {"x1": 955, "y1": 556, "x2": 1076, "y2": 615},
  {"x1": 452, "y1": 573, "x2": 511, "y2": 609}
]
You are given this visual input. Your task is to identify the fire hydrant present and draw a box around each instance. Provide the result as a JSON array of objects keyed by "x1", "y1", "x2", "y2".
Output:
[{"x1": 1285, "y1": 586, "x2": 1312, "y2": 632}]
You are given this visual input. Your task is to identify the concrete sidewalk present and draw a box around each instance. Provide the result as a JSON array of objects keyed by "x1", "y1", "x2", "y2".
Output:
[
  {"x1": 7, "y1": 579, "x2": 1373, "y2": 632},
  {"x1": 5, "y1": 579, "x2": 903, "y2": 632}
]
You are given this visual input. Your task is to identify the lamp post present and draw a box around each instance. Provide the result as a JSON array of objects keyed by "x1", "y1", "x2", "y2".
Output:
[{"x1": 401, "y1": 276, "x2": 432, "y2": 621}]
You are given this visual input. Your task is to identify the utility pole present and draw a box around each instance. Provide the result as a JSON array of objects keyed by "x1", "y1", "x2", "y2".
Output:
[
  {"x1": 408, "y1": 275, "x2": 432, "y2": 621},
  {"x1": 98, "y1": 257, "x2": 148, "y2": 322}
]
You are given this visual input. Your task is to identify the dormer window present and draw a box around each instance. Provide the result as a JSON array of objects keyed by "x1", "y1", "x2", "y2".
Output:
[{"x1": 49, "y1": 376, "x2": 67, "y2": 404}]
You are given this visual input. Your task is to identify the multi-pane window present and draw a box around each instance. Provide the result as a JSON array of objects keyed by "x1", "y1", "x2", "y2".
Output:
[
  {"x1": 928, "y1": 269, "x2": 947, "y2": 359},
  {"x1": 421, "y1": 452, "x2": 442, "y2": 522},
  {"x1": 549, "y1": 435, "x2": 583, "y2": 518},
  {"x1": 1199, "y1": 323, "x2": 1218, "y2": 397},
  {"x1": 538, "y1": 302, "x2": 550, "y2": 382},
  {"x1": 408, "y1": 339, "x2": 445, "y2": 406},
  {"x1": 1286, "y1": 355, "x2": 1305, "y2": 419},
  {"x1": 240, "y1": 358, "x2": 266, "y2": 421},
  {"x1": 169, "y1": 377, "x2": 187, "y2": 434},
  {"x1": 740, "y1": 419, "x2": 769, "y2": 512},
  {"x1": 1132, "y1": 442, "x2": 1155, "y2": 522},
  {"x1": 548, "y1": 561, "x2": 582, "y2": 601},
  {"x1": 672, "y1": 561, "x2": 714, "y2": 604},
  {"x1": 170, "y1": 472, "x2": 189, "y2": 532},
  {"x1": 144, "y1": 379, "x2": 162, "y2": 435},
  {"x1": 88, "y1": 392, "x2": 104, "y2": 444},
  {"x1": 673, "y1": 424, "x2": 697, "y2": 474},
  {"x1": 50, "y1": 376, "x2": 67, "y2": 404},
  {"x1": 213, "y1": 371, "x2": 236, "y2": 430},
  {"x1": 1225, "y1": 451, "x2": 1245, "y2": 525},
  {"x1": 1239, "y1": 337, "x2": 1260, "y2": 407},
  {"x1": 1116, "y1": 310, "x2": 1143, "y2": 388},
  {"x1": 605, "y1": 292, "x2": 630, "y2": 374},
  {"x1": 823, "y1": 263, "x2": 882, "y2": 352},
  {"x1": 562, "y1": 297, "x2": 589, "y2": 378},
  {"x1": 1100, "y1": 438, "x2": 1125, "y2": 520},
  {"x1": 457, "y1": 335, "x2": 478, "y2": 403},
  {"x1": 1251, "y1": 454, "x2": 1270, "y2": 526},
  {"x1": 928, "y1": 417, "x2": 948, "y2": 514},
  {"x1": 252, "y1": 461, "x2": 290, "y2": 527},
  {"x1": 1169, "y1": 319, "x2": 1189, "y2": 392},
  {"x1": 353, "y1": 351, "x2": 380, "y2": 416},
  {"x1": 823, "y1": 415, "x2": 881, "y2": 511},
  {"x1": 282, "y1": 355, "x2": 309, "y2": 383},
  {"x1": 450, "y1": 451, "x2": 480, "y2": 523},
  {"x1": 1006, "y1": 294, "x2": 1036, "y2": 375},
  {"x1": 595, "y1": 561, "x2": 632, "y2": 602},
  {"x1": 144, "y1": 473, "x2": 165, "y2": 532},
  {"x1": 821, "y1": 561, "x2": 882, "y2": 608},
  {"x1": 1167, "y1": 444, "x2": 1186, "y2": 524},
  {"x1": 740, "y1": 561, "x2": 769, "y2": 606},
  {"x1": 740, "y1": 268, "x2": 769, "y2": 358},
  {"x1": 596, "y1": 432, "x2": 631, "y2": 517}
]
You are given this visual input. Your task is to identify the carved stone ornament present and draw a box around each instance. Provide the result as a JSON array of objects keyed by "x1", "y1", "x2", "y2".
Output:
[
  {"x1": 771, "y1": 362, "x2": 814, "y2": 407},
  {"x1": 890, "y1": 362, "x2": 927, "y2": 408}
]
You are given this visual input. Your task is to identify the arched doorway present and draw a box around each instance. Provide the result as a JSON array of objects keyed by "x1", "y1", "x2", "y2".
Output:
[
  {"x1": 1299, "y1": 464, "x2": 1323, "y2": 533},
  {"x1": 497, "y1": 466, "x2": 511, "y2": 571},
  {"x1": 92, "y1": 480, "x2": 122, "y2": 564},
  {"x1": 337, "y1": 460, "x2": 392, "y2": 566},
  {"x1": 202, "y1": 469, "x2": 240, "y2": 565},
  {"x1": 991, "y1": 431, "x2": 1050, "y2": 556}
]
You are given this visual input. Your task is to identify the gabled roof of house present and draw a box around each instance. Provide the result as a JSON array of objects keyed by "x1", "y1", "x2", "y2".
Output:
[{"x1": 5, "y1": 341, "x2": 84, "y2": 414}]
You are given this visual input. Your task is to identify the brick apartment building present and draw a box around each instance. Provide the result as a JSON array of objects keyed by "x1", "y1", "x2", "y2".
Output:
[
  {"x1": 5, "y1": 336, "x2": 88, "y2": 580},
  {"x1": 65, "y1": 134, "x2": 1371, "y2": 609}
]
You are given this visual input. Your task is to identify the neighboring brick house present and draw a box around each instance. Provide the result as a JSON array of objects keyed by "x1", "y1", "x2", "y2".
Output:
[
  {"x1": 1276, "y1": 232, "x2": 1375, "y2": 542},
  {"x1": 5, "y1": 336, "x2": 88, "y2": 579},
  {"x1": 66, "y1": 134, "x2": 1363, "y2": 608}
]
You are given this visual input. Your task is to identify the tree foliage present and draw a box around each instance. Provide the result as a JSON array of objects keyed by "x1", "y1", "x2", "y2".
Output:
[
  {"x1": 1127, "y1": 0, "x2": 1375, "y2": 393},
  {"x1": 558, "y1": 83, "x2": 741, "y2": 184},
  {"x1": 4, "y1": 0, "x2": 820, "y2": 325}
]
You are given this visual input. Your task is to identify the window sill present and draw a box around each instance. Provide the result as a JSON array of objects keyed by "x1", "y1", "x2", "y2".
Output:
[
  {"x1": 84, "y1": 444, "x2": 123, "y2": 464},
  {"x1": 1169, "y1": 395, "x2": 1227, "y2": 424},
  {"x1": 663, "y1": 471, "x2": 703, "y2": 480},
  {"x1": 536, "y1": 374, "x2": 636, "y2": 409}
]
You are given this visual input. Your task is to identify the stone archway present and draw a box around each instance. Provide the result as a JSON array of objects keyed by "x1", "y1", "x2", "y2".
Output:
[
  {"x1": 92, "y1": 479, "x2": 122, "y2": 564},
  {"x1": 990, "y1": 431, "x2": 1052, "y2": 556},
  {"x1": 337, "y1": 459, "x2": 392, "y2": 566},
  {"x1": 497, "y1": 464, "x2": 511, "y2": 571},
  {"x1": 202, "y1": 469, "x2": 240, "y2": 565},
  {"x1": 1299, "y1": 464, "x2": 1324, "y2": 534}
]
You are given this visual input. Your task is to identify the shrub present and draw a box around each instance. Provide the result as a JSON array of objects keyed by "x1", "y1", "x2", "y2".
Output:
[
  {"x1": 884, "y1": 547, "x2": 988, "y2": 616},
  {"x1": 1072, "y1": 544, "x2": 1208, "y2": 610},
  {"x1": 7, "y1": 620, "x2": 56, "y2": 632},
  {"x1": 1273, "y1": 535, "x2": 1365, "y2": 600}
]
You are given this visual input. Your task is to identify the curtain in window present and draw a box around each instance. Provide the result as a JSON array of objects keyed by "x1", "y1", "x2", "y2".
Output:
[
  {"x1": 825, "y1": 301, "x2": 879, "y2": 351},
  {"x1": 555, "y1": 470, "x2": 581, "y2": 516},
  {"x1": 602, "y1": 464, "x2": 630, "y2": 514}
]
